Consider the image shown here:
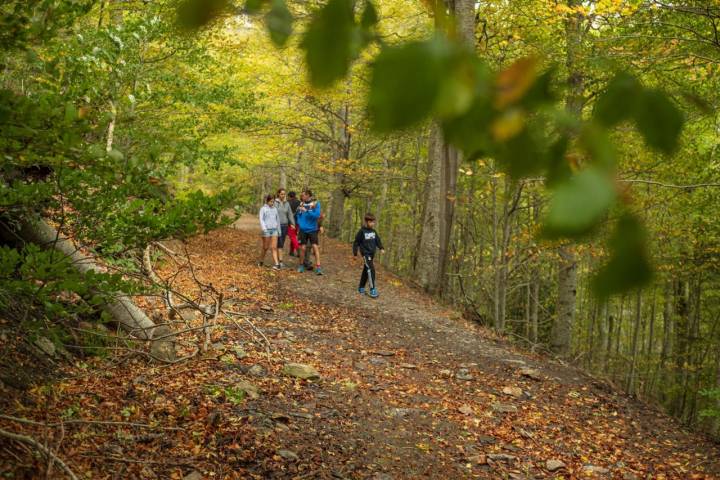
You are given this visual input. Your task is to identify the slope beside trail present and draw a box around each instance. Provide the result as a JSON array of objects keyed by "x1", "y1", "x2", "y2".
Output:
[{"x1": 2, "y1": 216, "x2": 720, "y2": 479}]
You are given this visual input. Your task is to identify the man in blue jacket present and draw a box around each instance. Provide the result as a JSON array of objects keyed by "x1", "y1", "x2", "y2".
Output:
[{"x1": 296, "y1": 189, "x2": 323, "y2": 275}]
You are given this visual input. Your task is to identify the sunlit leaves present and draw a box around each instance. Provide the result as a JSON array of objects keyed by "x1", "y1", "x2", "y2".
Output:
[
  {"x1": 265, "y1": 0, "x2": 293, "y2": 47},
  {"x1": 591, "y1": 214, "x2": 653, "y2": 298},
  {"x1": 301, "y1": 0, "x2": 356, "y2": 88},
  {"x1": 542, "y1": 168, "x2": 617, "y2": 239}
]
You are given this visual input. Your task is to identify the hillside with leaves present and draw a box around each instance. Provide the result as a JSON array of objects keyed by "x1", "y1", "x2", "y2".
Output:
[{"x1": 2, "y1": 0, "x2": 720, "y2": 478}]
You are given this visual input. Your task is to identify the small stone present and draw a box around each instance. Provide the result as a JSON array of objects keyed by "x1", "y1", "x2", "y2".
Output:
[
  {"x1": 388, "y1": 407, "x2": 417, "y2": 418},
  {"x1": 502, "y1": 386, "x2": 523, "y2": 398},
  {"x1": 34, "y1": 337, "x2": 56, "y2": 357},
  {"x1": 282, "y1": 363, "x2": 320, "y2": 380},
  {"x1": 439, "y1": 369, "x2": 452, "y2": 377},
  {"x1": 235, "y1": 381, "x2": 260, "y2": 399},
  {"x1": 233, "y1": 346, "x2": 248, "y2": 359},
  {"x1": 277, "y1": 449, "x2": 298, "y2": 461},
  {"x1": 399, "y1": 363, "x2": 417, "y2": 369},
  {"x1": 546, "y1": 459, "x2": 566, "y2": 471},
  {"x1": 247, "y1": 364, "x2": 265, "y2": 376},
  {"x1": 582, "y1": 465, "x2": 610, "y2": 476},
  {"x1": 458, "y1": 404, "x2": 474, "y2": 416},
  {"x1": 456, "y1": 368, "x2": 473, "y2": 381},
  {"x1": 260, "y1": 305, "x2": 273, "y2": 312},
  {"x1": 183, "y1": 471, "x2": 203, "y2": 480},
  {"x1": 469, "y1": 454, "x2": 487, "y2": 465},
  {"x1": 372, "y1": 351, "x2": 395, "y2": 356},
  {"x1": 477, "y1": 435, "x2": 496, "y2": 445},
  {"x1": 520, "y1": 368, "x2": 543, "y2": 380},
  {"x1": 487, "y1": 453, "x2": 516, "y2": 462},
  {"x1": 304, "y1": 348, "x2": 316, "y2": 355},
  {"x1": 369, "y1": 357, "x2": 388, "y2": 366},
  {"x1": 492, "y1": 403, "x2": 518, "y2": 414}
]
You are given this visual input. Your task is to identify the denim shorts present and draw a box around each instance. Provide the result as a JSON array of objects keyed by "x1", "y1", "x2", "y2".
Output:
[{"x1": 262, "y1": 228, "x2": 279, "y2": 237}]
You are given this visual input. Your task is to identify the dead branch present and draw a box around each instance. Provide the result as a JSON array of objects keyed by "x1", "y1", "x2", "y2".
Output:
[{"x1": 0, "y1": 427, "x2": 78, "y2": 480}]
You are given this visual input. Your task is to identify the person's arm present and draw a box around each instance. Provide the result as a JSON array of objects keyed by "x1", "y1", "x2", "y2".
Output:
[
  {"x1": 288, "y1": 204, "x2": 296, "y2": 226},
  {"x1": 259, "y1": 207, "x2": 267, "y2": 231},
  {"x1": 376, "y1": 231, "x2": 384, "y2": 251},
  {"x1": 306, "y1": 202, "x2": 321, "y2": 220},
  {"x1": 353, "y1": 230, "x2": 362, "y2": 256}
]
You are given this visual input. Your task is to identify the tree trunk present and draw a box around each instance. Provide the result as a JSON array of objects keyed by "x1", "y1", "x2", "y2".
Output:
[
  {"x1": 551, "y1": 0, "x2": 584, "y2": 356},
  {"x1": 414, "y1": 0, "x2": 474, "y2": 295},
  {"x1": 18, "y1": 218, "x2": 175, "y2": 361},
  {"x1": 627, "y1": 290, "x2": 643, "y2": 395}
]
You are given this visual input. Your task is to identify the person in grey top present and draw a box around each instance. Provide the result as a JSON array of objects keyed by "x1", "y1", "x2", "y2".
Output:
[{"x1": 274, "y1": 188, "x2": 295, "y2": 267}]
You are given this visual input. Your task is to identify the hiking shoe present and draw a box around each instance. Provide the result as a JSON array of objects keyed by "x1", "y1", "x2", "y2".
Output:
[
  {"x1": 279, "y1": 262, "x2": 286, "y2": 268},
  {"x1": 297, "y1": 265, "x2": 305, "y2": 273},
  {"x1": 315, "y1": 267, "x2": 323, "y2": 275},
  {"x1": 358, "y1": 287, "x2": 365, "y2": 294},
  {"x1": 369, "y1": 288, "x2": 379, "y2": 298},
  {"x1": 272, "y1": 264, "x2": 281, "y2": 270}
]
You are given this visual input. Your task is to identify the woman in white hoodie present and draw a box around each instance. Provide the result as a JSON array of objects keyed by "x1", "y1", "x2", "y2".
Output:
[{"x1": 258, "y1": 194, "x2": 281, "y2": 269}]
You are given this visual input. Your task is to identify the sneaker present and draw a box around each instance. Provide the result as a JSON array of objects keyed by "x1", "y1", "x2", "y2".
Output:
[
  {"x1": 315, "y1": 267, "x2": 323, "y2": 275},
  {"x1": 358, "y1": 287, "x2": 365, "y2": 294},
  {"x1": 279, "y1": 262, "x2": 286, "y2": 268},
  {"x1": 272, "y1": 264, "x2": 281, "y2": 270},
  {"x1": 297, "y1": 265, "x2": 305, "y2": 273},
  {"x1": 369, "y1": 288, "x2": 379, "y2": 298}
]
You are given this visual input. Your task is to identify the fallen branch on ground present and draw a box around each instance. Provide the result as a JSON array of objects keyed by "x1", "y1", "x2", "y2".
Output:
[{"x1": 0, "y1": 427, "x2": 78, "y2": 480}]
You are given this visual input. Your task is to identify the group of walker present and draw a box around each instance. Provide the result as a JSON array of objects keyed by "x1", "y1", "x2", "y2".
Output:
[{"x1": 258, "y1": 188, "x2": 384, "y2": 298}]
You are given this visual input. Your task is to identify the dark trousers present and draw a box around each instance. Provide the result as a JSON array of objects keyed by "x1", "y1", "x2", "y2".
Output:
[{"x1": 359, "y1": 255, "x2": 376, "y2": 289}]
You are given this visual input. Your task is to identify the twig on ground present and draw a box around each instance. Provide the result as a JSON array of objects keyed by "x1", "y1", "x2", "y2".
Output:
[{"x1": 0, "y1": 427, "x2": 78, "y2": 480}]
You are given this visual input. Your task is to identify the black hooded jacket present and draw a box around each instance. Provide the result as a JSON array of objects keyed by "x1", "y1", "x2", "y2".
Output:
[{"x1": 353, "y1": 226, "x2": 383, "y2": 256}]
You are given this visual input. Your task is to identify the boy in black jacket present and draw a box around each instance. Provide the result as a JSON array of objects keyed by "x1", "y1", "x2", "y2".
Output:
[{"x1": 353, "y1": 213, "x2": 384, "y2": 298}]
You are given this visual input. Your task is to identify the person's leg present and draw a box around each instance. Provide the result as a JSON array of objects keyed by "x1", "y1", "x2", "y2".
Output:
[
  {"x1": 367, "y1": 255, "x2": 376, "y2": 290},
  {"x1": 277, "y1": 225, "x2": 288, "y2": 263},
  {"x1": 271, "y1": 234, "x2": 279, "y2": 266},
  {"x1": 259, "y1": 236, "x2": 269, "y2": 264},
  {"x1": 288, "y1": 225, "x2": 299, "y2": 255},
  {"x1": 312, "y1": 233, "x2": 322, "y2": 274},
  {"x1": 297, "y1": 232, "x2": 307, "y2": 271},
  {"x1": 359, "y1": 257, "x2": 368, "y2": 292}
]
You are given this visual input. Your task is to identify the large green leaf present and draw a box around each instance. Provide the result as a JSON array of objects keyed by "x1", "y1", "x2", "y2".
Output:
[
  {"x1": 542, "y1": 168, "x2": 616, "y2": 238},
  {"x1": 592, "y1": 214, "x2": 653, "y2": 298},
  {"x1": 265, "y1": 0, "x2": 293, "y2": 47},
  {"x1": 368, "y1": 36, "x2": 454, "y2": 132},
  {"x1": 301, "y1": 0, "x2": 356, "y2": 88},
  {"x1": 633, "y1": 89, "x2": 684, "y2": 155},
  {"x1": 593, "y1": 73, "x2": 641, "y2": 127},
  {"x1": 176, "y1": 0, "x2": 231, "y2": 30}
]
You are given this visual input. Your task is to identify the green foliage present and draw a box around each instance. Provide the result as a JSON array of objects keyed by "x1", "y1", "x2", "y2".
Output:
[
  {"x1": 301, "y1": 0, "x2": 357, "y2": 88},
  {"x1": 265, "y1": 0, "x2": 293, "y2": 46},
  {"x1": 591, "y1": 214, "x2": 653, "y2": 298},
  {"x1": 700, "y1": 388, "x2": 720, "y2": 419},
  {"x1": 542, "y1": 168, "x2": 616, "y2": 239}
]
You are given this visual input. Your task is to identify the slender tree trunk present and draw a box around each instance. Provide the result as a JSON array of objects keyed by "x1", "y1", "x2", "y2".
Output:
[
  {"x1": 552, "y1": 0, "x2": 584, "y2": 356},
  {"x1": 627, "y1": 290, "x2": 643, "y2": 395},
  {"x1": 415, "y1": 0, "x2": 474, "y2": 294}
]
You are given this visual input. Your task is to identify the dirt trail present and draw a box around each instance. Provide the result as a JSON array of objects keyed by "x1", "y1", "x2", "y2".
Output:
[
  {"x1": 2, "y1": 217, "x2": 719, "y2": 479},
  {"x1": 228, "y1": 216, "x2": 720, "y2": 479}
]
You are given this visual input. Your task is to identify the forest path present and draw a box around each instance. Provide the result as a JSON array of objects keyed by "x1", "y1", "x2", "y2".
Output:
[
  {"x1": 221, "y1": 216, "x2": 720, "y2": 479},
  {"x1": 4, "y1": 217, "x2": 719, "y2": 480}
]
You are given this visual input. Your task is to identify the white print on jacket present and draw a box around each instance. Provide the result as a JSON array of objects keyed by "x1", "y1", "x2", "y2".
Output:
[{"x1": 364, "y1": 232, "x2": 376, "y2": 240}]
